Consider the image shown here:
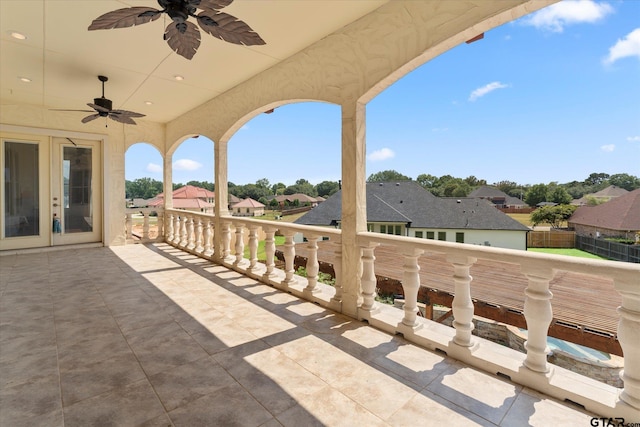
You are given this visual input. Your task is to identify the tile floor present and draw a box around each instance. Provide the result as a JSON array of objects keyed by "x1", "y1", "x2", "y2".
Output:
[{"x1": 1, "y1": 243, "x2": 597, "y2": 426}]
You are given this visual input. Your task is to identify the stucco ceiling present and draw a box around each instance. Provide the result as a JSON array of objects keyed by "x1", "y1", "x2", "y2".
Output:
[{"x1": 0, "y1": 0, "x2": 388, "y2": 123}]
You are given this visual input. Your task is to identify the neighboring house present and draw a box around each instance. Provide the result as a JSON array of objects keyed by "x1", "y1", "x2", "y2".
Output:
[
  {"x1": 572, "y1": 185, "x2": 629, "y2": 206},
  {"x1": 231, "y1": 198, "x2": 265, "y2": 217},
  {"x1": 295, "y1": 181, "x2": 530, "y2": 250},
  {"x1": 271, "y1": 193, "x2": 320, "y2": 208},
  {"x1": 568, "y1": 188, "x2": 640, "y2": 241},
  {"x1": 148, "y1": 185, "x2": 216, "y2": 214},
  {"x1": 468, "y1": 186, "x2": 528, "y2": 209},
  {"x1": 126, "y1": 198, "x2": 150, "y2": 208}
]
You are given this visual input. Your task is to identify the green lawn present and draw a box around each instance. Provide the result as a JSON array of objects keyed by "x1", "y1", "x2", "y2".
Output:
[
  {"x1": 244, "y1": 235, "x2": 286, "y2": 261},
  {"x1": 528, "y1": 248, "x2": 607, "y2": 260}
]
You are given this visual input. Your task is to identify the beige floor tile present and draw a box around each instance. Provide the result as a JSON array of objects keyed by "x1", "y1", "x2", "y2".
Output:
[
  {"x1": 500, "y1": 387, "x2": 596, "y2": 426},
  {"x1": 426, "y1": 365, "x2": 521, "y2": 424}
]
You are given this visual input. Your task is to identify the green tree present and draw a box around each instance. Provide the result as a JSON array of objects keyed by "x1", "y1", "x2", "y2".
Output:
[
  {"x1": 525, "y1": 184, "x2": 548, "y2": 207},
  {"x1": 416, "y1": 173, "x2": 437, "y2": 190},
  {"x1": 608, "y1": 173, "x2": 640, "y2": 191},
  {"x1": 125, "y1": 177, "x2": 164, "y2": 199},
  {"x1": 367, "y1": 170, "x2": 411, "y2": 182},
  {"x1": 284, "y1": 179, "x2": 316, "y2": 196},
  {"x1": 494, "y1": 180, "x2": 519, "y2": 195},
  {"x1": 269, "y1": 198, "x2": 279, "y2": 209},
  {"x1": 315, "y1": 180, "x2": 340, "y2": 197},
  {"x1": 584, "y1": 173, "x2": 610, "y2": 187},
  {"x1": 255, "y1": 178, "x2": 270, "y2": 189},
  {"x1": 186, "y1": 180, "x2": 214, "y2": 191},
  {"x1": 530, "y1": 205, "x2": 577, "y2": 229},
  {"x1": 548, "y1": 187, "x2": 572, "y2": 204},
  {"x1": 271, "y1": 182, "x2": 286, "y2": 195}
]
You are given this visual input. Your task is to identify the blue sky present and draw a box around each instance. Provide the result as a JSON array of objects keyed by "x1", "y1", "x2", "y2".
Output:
[{"x1": 126, "y1": 0, "x2": 640, "y2": 187}]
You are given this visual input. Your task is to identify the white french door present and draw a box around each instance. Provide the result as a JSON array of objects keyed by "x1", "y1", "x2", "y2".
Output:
[{"x1": 1, "y1": 133, "x2": 102, "y2": 250}]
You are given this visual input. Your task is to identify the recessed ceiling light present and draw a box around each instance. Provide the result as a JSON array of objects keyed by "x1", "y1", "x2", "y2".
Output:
[
  {"x1": 144, "y1": 101, "x2": 153, "y2": 105},
  {"x1": 173, "y1": 75, "x2": 184, "y2": 81},
  {"x1": 10, "y1": 31, "x2": 27, "y2": 40},
  {"x1": 18, "y1": 77, "x2": 32, "y2": 83}
]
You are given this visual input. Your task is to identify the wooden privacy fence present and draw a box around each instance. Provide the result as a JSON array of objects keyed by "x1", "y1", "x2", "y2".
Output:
[{"x1": 527, "y1": 230, "x2": 575, "y2": 248}]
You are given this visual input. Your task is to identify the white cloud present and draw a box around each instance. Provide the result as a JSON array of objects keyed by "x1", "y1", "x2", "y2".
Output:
[
  {"x1": 367, "y1": 148, "x2": 395, "y2": 162},
  {"x1": 522, "y1": 0, "x2": 613, "y2": 33},
  {"x1": 468, "y1": 82, "x2": 509, "y2": 102},
  {"x1": 146, "y1": 163, "x2": 162, "y2": 173},
  {"x1": 173, "y1": 158, "x2": 203, "y2": 171},
  {"x1": 627, "y1": 136, "x2": 640, "y2": 142},
  {"x1": 603, "y1": 28, "x2": 640, "y2": 65},
  {"x1": 601, "y1": 144, "x2": 615, "y2": 152}
]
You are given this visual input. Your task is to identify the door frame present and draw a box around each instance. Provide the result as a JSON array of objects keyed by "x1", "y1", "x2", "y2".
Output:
[{"x1": 0, "y1": 124, "x2": 109, "y2": 251}]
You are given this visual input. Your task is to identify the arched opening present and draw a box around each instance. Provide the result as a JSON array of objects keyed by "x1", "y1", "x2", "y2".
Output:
[
  {"x1": 227, "y1": 101, "x2": 341, "y2": 218},
  {"x1": 170, "y1": 136, "x2": 215, "y2": 214},
  {"x1": 125, "y1": 142, "x2": 164, "y2": 241}
]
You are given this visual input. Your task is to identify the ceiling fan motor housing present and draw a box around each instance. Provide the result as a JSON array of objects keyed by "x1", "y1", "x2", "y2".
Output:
[{"x1": 94, "y1": 97, "x2": 112, "y2": 114}]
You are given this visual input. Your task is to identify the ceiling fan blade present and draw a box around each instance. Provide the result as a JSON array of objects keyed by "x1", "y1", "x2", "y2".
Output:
[
  {"x1": 198, "y1": 0, "x2": 234, "y2": 10},
  {"x1": 87, "y1": 103, "x2": 110, "y2": 113},
  {"x1": 111, "y1": 110, "x2": 146, "y2": 118},
  {"x1": 88, "y1": 7, "x2": 162, "y2": 30},
  {"x1": 164, "y1": 21, "x2": 201, "y2": 60},
  {"x1": 50, "y1": 109, "x2": 95, "y2": 112},
  {"x1": 197, "y1": 11, "x2": 265, "y2": 46},
  {"x1": 81, "y1": 114, "x2": 101, "y2": 123},
  {"x1": 109, "y1": 114, "x2": 136, "y2": 125}
]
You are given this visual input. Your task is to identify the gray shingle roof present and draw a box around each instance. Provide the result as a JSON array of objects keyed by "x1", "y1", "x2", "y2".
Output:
[
  {"x1": 569, "y1": 188, "x2": 640, "y2": 231},
  {"x1": 295, "y1": 181, "x2": 529, "y2": 231}
]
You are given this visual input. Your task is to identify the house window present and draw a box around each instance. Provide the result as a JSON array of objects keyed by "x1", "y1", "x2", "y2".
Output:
[
  {"x1": 438, "y1": 232, "x2": 446, "y2": 241},
  {"x1": 388, "y1": 226, "x2": 395, "y2": 235},
  {"x1": 456, "y1": 232, "x2": 464, "y2": 243},
  {"x1": 426, "y1": 231, "x2": 434, "y2": 239},
  {"x1": 367, "y1": 223, "x2": 374, "y2": 232},
  {"x1": 246, "y1": 208, "x2": 250, "y2": 213},
  {"x1": 415, "y1": 231, "x2": 423, "y2": 238},
  {"x1": 380, "y1": 225, "x2": 386, "y2": 234}
]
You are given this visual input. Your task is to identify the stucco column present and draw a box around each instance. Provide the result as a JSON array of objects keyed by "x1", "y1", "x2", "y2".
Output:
[
  {"x1": 213, "y1": 138, "x2": 230, "y2": 262},
  {"x1": 340, "y1": 100, "x2": 367, "y2": 317},
  {"x1": 163, "y1": 152, "x2": 173, "y2": 209}
]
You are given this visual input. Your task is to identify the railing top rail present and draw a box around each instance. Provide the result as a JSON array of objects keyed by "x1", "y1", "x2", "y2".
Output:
[
  {"x1": 229, "y1": 216, "x2": 342, "y2": 238},
  {"x1": 357, "y1": 231, "x2": 640, "y2": 280},
  {"x1": 164, "y1": 210, "x2": 341, "y2": 239}
]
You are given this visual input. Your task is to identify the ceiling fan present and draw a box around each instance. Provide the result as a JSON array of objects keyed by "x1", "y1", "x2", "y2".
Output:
[
  {"x1": 88, "y1": 0, "x2": 265, "y2": 60},
  {"x1": 52, "y1": 76, "x2": 145, "y2": 125}
]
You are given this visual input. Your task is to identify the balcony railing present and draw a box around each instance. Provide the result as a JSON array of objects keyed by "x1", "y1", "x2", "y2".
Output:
[
  {"x1": 125, "y1": 208, "x2": 164, "y2": 243},
  {"x1": 162, "y1": 208, "x2": 640, "y2": 420}
]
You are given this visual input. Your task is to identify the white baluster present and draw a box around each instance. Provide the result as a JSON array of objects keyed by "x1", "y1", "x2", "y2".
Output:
[
  {"x1": 222, "y1": 220, "x2": 232, "y2": 262},
  {"x1": 522, "y1": 267, "x2": 554, "y2": 373},
  {"x1": 247, "y1": 225, "x2": 259, "y2": 272},
  {"x1": 203, "y1": 218, "x2": 213, "y2": 257},
  {"x1": 281, "y1": 230, "x2": 297, "y2": 288},
  {"x1": 195, "y1": 217, "x2": 204, "y2": 253},
  {"x1": 360, "y1": 242, "x2": 379, "y2": 311},
  {"x1": 615, "y1": 274, "x2": 640, "y2": 410},
  {"x1": 186, "y1": 215, "x2": 196, "y2": 250},
  {"x1": 156, "y1": 211, "x2": 164, "y2": 241},
  {"x1": 304, "y1": 233, "x2": 320, "y2": 293},
  {"x1": 142, "y1": 212, "x2": 150, "y2": 241},
  {"x1": 125, "y1": 213, "x2": 133, "y2": 240},
  {"x1": 447, "y1": 254, "x2": 477, "y2": 347},
  {"x1": 234, "y1": 223, "x2": 245, "y2": 266},
  {"x1": 178, "y1": 215, "x2": 188, "y2": 247},
  {"x1": 166, "y1": 212, "x2": 174, "y2": 242},
  {"x1": 173, "y1": 214, "x2": 181, "y2": 245},
  {"x1": 262, "y1": 226, "x2": 277, "y2": 282},
  {"x1": 401, "y1": 248, "x2": 424, "y2": 327}
]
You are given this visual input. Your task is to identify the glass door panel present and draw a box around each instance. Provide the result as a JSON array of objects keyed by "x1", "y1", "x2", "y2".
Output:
[
  {"x1": 51, "y1": 138, "x2": 102, "y2": 246},
  {"x1": 0, "y1": 133, "x2": 50, "y2": 250}
]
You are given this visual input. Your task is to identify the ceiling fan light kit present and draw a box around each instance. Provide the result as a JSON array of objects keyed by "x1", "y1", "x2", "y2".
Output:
[{"x1": 88, "y1": 0, "x2": 265, "y2": 60}]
